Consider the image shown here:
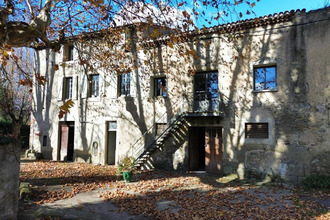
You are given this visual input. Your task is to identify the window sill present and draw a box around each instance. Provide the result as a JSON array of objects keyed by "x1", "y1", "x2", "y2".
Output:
[
  {"x1": 59, "y1": 60, "x2": 78, "y2": 66},
  {"x1": 252, "y1": 89, "x2": 278, "y2": 93},
  {"x1": 118, "y1": 95, "x2": 134, "y2": 101},
  {"x1": 153, "y1": 96, "x2": 167, "y2": 99},
  {"x1": 88, "y1": 96, "x2": 101, "y2": 102}
]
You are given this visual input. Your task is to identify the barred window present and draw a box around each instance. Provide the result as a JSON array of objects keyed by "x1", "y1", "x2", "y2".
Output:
[{"x1": 245, "y1": 123, "x2": 269, "y2": 139}]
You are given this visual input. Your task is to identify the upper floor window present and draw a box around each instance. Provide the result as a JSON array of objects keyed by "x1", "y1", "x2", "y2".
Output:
[
  {"x1": 89, "y1": 74, "x2": 99, "y2": 97},
  {"x1": 154, "y1": 77, "x2": 167, "y2": 97},
  {"x1": 67, "y1": 45, "x2": 74, "y2": 61},
  {"x1": 120, "y1": 73, "x2": 131, "y2": 96},
  {"x1": 245, "y1": 123, "x2": 269, "y2": 139},
  {"x1": 253, "y1": 66, "x2": 277, "y2": 91},
  {"x1": 63, "y1": 45, "x2": 74, "y2": 62},
  {"x1": 194, "y1": 72, "x2": 218, "y2": 101},
  {"x1": 64, "y1": 77, "x2": 73, "y2": 100}
]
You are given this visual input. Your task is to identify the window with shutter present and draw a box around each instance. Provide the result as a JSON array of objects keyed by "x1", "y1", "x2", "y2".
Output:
[
  {"x1": 64, "y1": 77, "x2": 73, "y2": 100},
  {"x1": 245, "y1": 123, "x2": 269, "y2": 139},
  {"x1": 89, "y1": 74, "x2": 100, "y2": 97},
  {"x1": 119, "y1": 73, "x2": 131, "y2": 96}
]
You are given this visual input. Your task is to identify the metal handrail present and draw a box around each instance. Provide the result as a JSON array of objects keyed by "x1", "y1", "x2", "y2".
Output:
[
  {"x1": 130, "y1": 92, "x2": 223, "y2": 159},
  {"x1": 130, "y1": 94, "x2": 186, "y2": 157}
]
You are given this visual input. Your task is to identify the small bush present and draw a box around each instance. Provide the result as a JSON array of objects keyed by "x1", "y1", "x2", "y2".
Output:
[{"x1": 302, "y1": 175, "x2": 330, "y2": 190}]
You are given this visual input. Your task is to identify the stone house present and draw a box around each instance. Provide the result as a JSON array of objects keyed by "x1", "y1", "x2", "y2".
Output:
[{"x1": 30, "y1": 7, "x2": 330, "y2": 183}]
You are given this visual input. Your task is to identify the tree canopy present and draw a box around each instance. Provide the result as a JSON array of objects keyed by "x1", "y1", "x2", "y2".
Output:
[
  {"x1": 0, "y1": 0, "x2": 260, "y2": 118},
  {"x1": 0, "y1": 0, "x2": 259, "y2": 49}
]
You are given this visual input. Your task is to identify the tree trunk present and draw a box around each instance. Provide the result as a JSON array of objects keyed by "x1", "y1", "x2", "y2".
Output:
[{"x1": 12, "y1": 118, "x2": 22, "y2": 148}]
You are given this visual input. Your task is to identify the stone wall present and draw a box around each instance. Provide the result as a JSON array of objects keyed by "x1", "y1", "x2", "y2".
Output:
[{"x1": 0, "y1": 144, "x2": 20, "y2": 220}]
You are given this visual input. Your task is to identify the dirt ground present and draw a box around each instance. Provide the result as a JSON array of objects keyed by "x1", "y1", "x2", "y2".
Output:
[{"x1": 18, "y1": 161, "x2": 329, "y2": 220}]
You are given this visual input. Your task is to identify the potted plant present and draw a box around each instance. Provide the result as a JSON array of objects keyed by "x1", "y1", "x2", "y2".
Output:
[{"x1": 117, "y1": 156, "x2": 137, "y2": 182}]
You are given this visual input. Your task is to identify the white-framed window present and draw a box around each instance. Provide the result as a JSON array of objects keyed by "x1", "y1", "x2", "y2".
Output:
[
  {"x1": 64, "y1": 77, "x2": 73, "y2": 100},
  {"x1": 89, "y1": 74, "x2": 99, "y2": 97},
  {"x1": 253, "y1": 65, "x2": 277, "y2": 91},
  {"x1": 119, "y1": 73, "x2": 131, "y2": 96},
  {"x1": 154, "y1": 77, "x2": 167, "y2": 97}
]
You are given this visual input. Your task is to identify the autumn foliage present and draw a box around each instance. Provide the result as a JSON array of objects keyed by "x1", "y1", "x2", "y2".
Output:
[{"x1": 20, "y1": 161, "x2": 329, "y2": 219}]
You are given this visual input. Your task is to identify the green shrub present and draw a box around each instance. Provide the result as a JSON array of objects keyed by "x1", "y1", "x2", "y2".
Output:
[
  {"x1": 302, "y1": 175, "x2": 330, "y2": 190},
  {"x1": 0, "y1": 122, "x2": 29, "y2": 147},
  {"x1": 0, "y1": 135, "x2": 16, "y2": 145}
]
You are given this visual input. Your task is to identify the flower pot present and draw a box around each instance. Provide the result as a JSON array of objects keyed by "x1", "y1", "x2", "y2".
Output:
[{"x1": 123, "y1": 171, "x2": 133, "y2": 182}]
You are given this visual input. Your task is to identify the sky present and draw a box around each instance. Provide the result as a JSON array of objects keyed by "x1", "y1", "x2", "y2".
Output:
[
  {"x1": 194, "y1": 0, "x2": 329, "y2": 27},
  {"x1": 249, "y1": 0, "x2": 328, "y2": 17}
]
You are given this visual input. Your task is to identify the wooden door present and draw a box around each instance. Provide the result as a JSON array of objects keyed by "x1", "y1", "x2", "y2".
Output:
[
  {"x1": 189, "y1": 128, "x2": 201, "y2": 171},
  {"x1": 205, "y1": 127, "x2": 223, "y2": 174},
  {"x1": 59, "y1": 123, "x2": 74, "y2": 161},
  {"x1": 107, "y1": 131, "x2": 116, "y2": 165},
  {"x1": 60, "y1": 125, "x2": 69, "y2": 161}
]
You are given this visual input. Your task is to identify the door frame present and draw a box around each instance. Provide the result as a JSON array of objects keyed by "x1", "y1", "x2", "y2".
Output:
[
  {"x1": 188, "y1": 126, "x2": 223, "y2": 174},
  {"x1": 105, "y1": 121, "x2": 118, "y2": 165},
  {"x1": 58, "y1": 121, "x2": 75, "y2": 161}
]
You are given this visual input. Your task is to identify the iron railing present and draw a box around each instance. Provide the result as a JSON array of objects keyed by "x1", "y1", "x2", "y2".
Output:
[{"x1": 130, "y1": 92, "x2": 222, "y2": 159}]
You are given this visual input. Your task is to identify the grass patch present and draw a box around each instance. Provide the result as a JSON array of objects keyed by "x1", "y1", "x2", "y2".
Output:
[{"x1": 302, "y1": 175, "x2": 330, "y2": 190}]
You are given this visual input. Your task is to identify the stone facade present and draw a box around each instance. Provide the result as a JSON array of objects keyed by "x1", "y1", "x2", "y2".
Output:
[{"x1": 30, "y1": 7, "x2": 330, "y2": 184}]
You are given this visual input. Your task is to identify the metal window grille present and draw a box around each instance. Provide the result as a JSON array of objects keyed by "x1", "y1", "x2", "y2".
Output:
[{"x1": 245, "y1": 123, "x2": 269, "y2": 139}]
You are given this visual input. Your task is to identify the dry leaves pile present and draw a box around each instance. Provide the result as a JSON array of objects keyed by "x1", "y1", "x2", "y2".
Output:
[{"x1": 20, "y1": 161, "x2": 329, "y2": 220}]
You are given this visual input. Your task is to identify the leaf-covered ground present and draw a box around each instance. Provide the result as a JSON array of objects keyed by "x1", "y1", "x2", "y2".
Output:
[{"x1": 20, "y1": 161, "x2": 329, "y2": 219}]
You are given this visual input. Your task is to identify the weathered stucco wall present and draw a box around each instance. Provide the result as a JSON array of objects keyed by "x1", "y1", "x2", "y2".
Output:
[
  {"x1": 217, "y1": 8, "x2": 330, "y2": 183},
  {"x1": 30, "y1": 7, "x2": 330, "y2": 184},
  {"x1": 0, "y1": 144, "x2": 20, "y2": 220}
]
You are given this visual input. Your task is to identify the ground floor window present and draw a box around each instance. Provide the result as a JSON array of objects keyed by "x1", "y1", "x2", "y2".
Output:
[{"x1": 245, "y1": 123, "x2": 269, "y2": 139}]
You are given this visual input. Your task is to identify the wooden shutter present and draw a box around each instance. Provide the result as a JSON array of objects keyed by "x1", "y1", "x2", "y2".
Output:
[
  {"x1": 109, "y1": 73, "x2": 117, "y2": 98},
  {"x1": 57, "y1": 76, "x2": 63, "y2": 101},
  {"x1": 72, "y1": 75, "x2": 78, "y2": 100},
  {"x1": 130, "y1": 72, "x2": 136, "y2": 97},
  {"x1": 81, "y1": 74, "x2": 88, "y2": 99},
  {"x1": 245, "y1": 123, "x2": 269, "y2": 139},
  {"x1": 73, "y1": 47, "x2": 79, "y2": 60},
  {"x1": 99, "y1": 72, "x2": 104, "y2": 96},
  {"x1": 59, "y1": 46, "x2": 64, "y2": 62}
]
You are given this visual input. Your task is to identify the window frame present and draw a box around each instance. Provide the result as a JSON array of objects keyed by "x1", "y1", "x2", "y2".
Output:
[
  {"x1": 194, "y1": 71, "x2": 218, "y2": 101},
  {"x1": 153, "y1": 76, "x2": 167, "y2": 97},
  {"x1": 119, "y1": 73, "x2": 131, "y2": 96},
  {"x1": 62, "y1": 45, "x2": 74, "y2": 62},
  {"x1": 67, "y1": 45, "x2": 74, "y2": 61},
  {"x1": 253, "y1": 65, "x2": 277, "y2": 92},
  {"x1": 89, "y1": 74, "x2": 100, "y2": 97},
  {"x1": 64, "y1": 77, "x2": 73, "y2": 100},
  {"x1": 245, "y1": 123, "x2": 269, "y2": 139}
]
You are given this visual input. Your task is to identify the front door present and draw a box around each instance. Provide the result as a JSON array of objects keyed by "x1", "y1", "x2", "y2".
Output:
[
  {"x1": 107, "y1": 121, "x2": 117, "y2": 165},
  {"x1": 205, "y1": 127, "x2": 223, "y2": 174},
  {"x1": 59, "y1": 122, "x2": 74, "y2": 161},
  {"x1": 189, "y1": 127, "x2": 223, "y2": 174},
  {"x1": 189, "y1": 127, "x2": 205, "y2": 171}
]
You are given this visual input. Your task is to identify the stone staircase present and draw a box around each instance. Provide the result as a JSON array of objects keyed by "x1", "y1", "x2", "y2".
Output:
[{"x1": 134, "y1": 113, "x2": 188, "y2": 170}]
